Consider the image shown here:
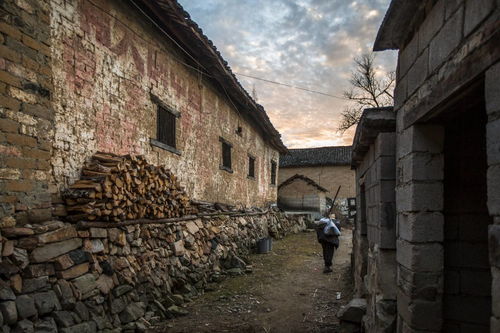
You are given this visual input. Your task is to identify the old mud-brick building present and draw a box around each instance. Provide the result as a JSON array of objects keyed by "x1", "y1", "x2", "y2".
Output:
[
  {"x1": 0, "y1": 0, "x2": 307, "y2": 332},
  {"x1": 0, "y1": 0, "x2": 287, "y2": 227},
  {"x1": 277, "y1": 174, "x2": 329, "y2": 217},
  {"x1": 278, "y1": 146, "x2": 355, "y2": 214},
  {"x1": 350, "y1": 0, "x2": 500, "y2": 332}
]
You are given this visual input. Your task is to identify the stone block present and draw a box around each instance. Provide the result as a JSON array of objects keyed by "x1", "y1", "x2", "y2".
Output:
[
  {"x1": 397, "y1": 290, "x2": 442, "y2": 331},
  {"x1": 71, "y1": 274, "x2": 96, "y2": 295},
  {"x1": 15, "y1": 295, "x2": 36, "y2": 319},
  {"x1": 399, "y1": 212, "x2": 444, "y2": 243},
  {"x1": 397, "y1": 182, "x2": 443, "y2": 213},
  {"x1": 492, "y1": 267, "x2": 500, "y2": 317},
  {"x1": 59, "y1": 321, "x2": 97, "y2": 333},
  {"x1": 22, "y1": 263, "x2": 55, "y2": 278},
  {"x1": 185, "y1": 221, "x2": 199, "y2": 234},
  {"x1": 337, "y1": 298, "x2": 367, "y2": 323},
  {"x1": 52, "y1": 310, "x2": 75, "y2": 328},
  {"x1": 375, "y1": 132, "x2": 396, "y2": 158},
  {"x1": 488, "y1": 166, "x2": 500, "y2": 215},
  {"x1": 486, "y1": 62, "x2": 500, "y2": 114},
  {"x1": 407, "y1": 48, "x2": 429, "y2": 96},
  {"x1": 33, "y1": 291, "x2": 61, "y2": 315},
  {"x1": 418, "y1": 0, "x2": 445, "y2": 53},
  {"x1": 30, "y1": 238, "x2": 82, "y2": 263},
  {"x1": 83, "y1": 239, "x2": 104, "y2": 253},
  {"x1": 0, "y1": 301, "x2": 17, "y2": 325},
  {"x1": 2, "y1": 227, "x2": 34, "y2": 238},
  {"x1": 13, "y1": 319, "x2": 33, "y2": 333},
  {"x1": 0, "y1": 287, "x2": 15, "y2": 302},
  {"x1": 89, "y1": 228, "x2": 107, "y2": 238},
  {"x1": 56, "y1": 263, "x2": 89, "y2": 279},
  {"x1": 397, "y1": 240, "x2": 443, "y2": 272},
  {"x1": 429, "y1": 6, "x2": 463, "y2": 72},
  {"x1": 119, "y1": 302, "x2": 145, "y2": 324},
  {"x1": 172, "y1": 240, "x2": 185, "y2": 256},
  {"x1": 22, "y1": 276, "x2": 49, "y2": 293},
  {"x1": 399, "y1": 33, "x2": 419, "y2": 78},
  {"x1": 377, "y1": 156, "x2": 396, "y2": 180},
  {"x1": 489, "y1": 225, "x2": 500, "y2": 267},
  {"x1": 464, "y1": 0, "x2": 496, "y2": 36},
  {"x1": 401, "y1": 153, "x2": 443, "y2": 183},
  {"x1": 36, "y1": 226, "x2": 77, "y2": 244},
  {"x1": 487, "y1": 118, "x2": 500, "y2": 165}
]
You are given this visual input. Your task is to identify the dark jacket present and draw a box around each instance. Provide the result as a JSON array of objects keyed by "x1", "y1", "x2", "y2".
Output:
[{"x1": 316, "y1": 219, "x2": 341, "y2": 248}]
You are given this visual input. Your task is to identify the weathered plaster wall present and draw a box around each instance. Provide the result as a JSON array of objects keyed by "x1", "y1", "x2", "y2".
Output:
[
  {"x1": 391, "y1": 0, "x2": 500, "y2": 332},
  {"x1": 278, "y1": 165, "x2": 355, "y2": 200},
  {"x1": 0, "y1": 0, "x2": 56, "y2": 227},
  {"x1": 49, "y1": 0, "x2": 279, "y2": 209}
]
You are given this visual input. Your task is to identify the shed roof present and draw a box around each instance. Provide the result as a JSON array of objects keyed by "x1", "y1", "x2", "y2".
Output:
[
  {"x1": 373, "y1": 0, "x2": 427, "y2": 51},
  {"x1": 134, "y1": 0, "x2": 287, "y2": 153},
  {"x1": 351, "y1": 107, "x2": 396, "y2": 168},
  {"x1": 278, "y1": 174, "x2": 328, "y2": 193},
  {"x1": 280, "y1": 146, "x2": 352, "y2": 168}
]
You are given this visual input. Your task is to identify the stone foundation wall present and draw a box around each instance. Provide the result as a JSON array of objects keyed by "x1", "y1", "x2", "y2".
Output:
[{"x1": 0, "y1": 212, "x2": 306, "y2": 331}]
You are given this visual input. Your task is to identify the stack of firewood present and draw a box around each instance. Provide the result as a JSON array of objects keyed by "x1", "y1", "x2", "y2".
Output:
[{"x1": 63, "y1": 153, "x2": 194, "y2": 222}]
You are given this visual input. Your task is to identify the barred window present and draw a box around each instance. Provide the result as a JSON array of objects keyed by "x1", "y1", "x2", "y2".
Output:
[
  {"x1": 271, "y1": 160, "x2": 277, "y2": 185},
  {"x1": 248, "y1": 155, "x2": 255, "y2": 178},
  {"x1": 157, "y1": 105, "x2": 176, "y2": 148},
  {"x1": 220, "y1": 137, "x2": 232, "y2": 172}
]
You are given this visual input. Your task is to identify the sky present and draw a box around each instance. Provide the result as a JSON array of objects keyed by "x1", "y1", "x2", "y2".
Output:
[{"x1": 177, "y1": 0, "x2": 397, "y2": 148}]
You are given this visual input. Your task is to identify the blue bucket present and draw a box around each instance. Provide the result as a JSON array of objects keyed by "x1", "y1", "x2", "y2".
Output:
[{"x1": 257, "y1": 237, "x2": 270, "y2": 254}]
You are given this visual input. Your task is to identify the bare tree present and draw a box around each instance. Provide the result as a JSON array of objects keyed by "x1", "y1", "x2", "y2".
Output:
[{"x1": 338, "y1": 53, "x2": 395, "y2": 132}]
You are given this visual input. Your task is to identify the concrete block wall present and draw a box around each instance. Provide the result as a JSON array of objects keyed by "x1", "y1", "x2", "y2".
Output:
[
  {"x1": 392, "y1": 0, "x2": 499, "y2": 331},
  {"x1": 0, "y1": 0, "x2": 56, "y2": 227},
  {"x1": 353, "y1": 132, "x2": 397, "y2": 332},
  {"x1": 486, "y1": 61, "x2": 500, "y2": 333}
]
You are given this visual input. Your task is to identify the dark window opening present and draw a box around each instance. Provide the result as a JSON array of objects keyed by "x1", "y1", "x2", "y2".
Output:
[
  {"x1": 220, "y1": 137, "x2": 232, "y2": 172},
  {"x1": 270, "y1": 160, "x2": 277, "y2": 185},
  {"x1": 248, "y1": 156, "x2": 255, "y2": 178},
  {"x1": 157, "y1": 106, "x2": 176, "y2": 148}
]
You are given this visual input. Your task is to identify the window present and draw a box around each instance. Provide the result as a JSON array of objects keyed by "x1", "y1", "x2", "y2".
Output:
[
  {"x1": 270, "y1": 160, "x2": 277, "y2": 185},
  {"x1": 150, "y1": 96, "x2": 181, "y2": 155},
  {"x1": 219, "y1": 137, "x2": 232, "y2": 172},
  {"x1": 248, "y1": 155, "x2": 255, "y2": 178},
  {"x1": 157, "y1": 105, "x2": 176, "y2": 148}
]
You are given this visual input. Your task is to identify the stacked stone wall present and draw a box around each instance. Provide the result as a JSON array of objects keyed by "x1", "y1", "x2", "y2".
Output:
[{"x1": 0, "y1": 212, "x2": 306, "y2": 331}]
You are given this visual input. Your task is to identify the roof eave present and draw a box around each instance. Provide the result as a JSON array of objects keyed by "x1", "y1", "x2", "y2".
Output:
[
  {"x1": 135, "y1": 0, "x2": 288, "y2": 153},
  {"x1": 373, "y1": 0, "x2": 426, "y2": 51},
  {"x1": 351, "y1": 107, "x2": 396, "y2": 168}
]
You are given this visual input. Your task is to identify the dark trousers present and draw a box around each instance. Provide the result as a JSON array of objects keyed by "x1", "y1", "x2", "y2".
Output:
[{"x1": 321, "y1": 242, "x2": 335, "y2": 267}]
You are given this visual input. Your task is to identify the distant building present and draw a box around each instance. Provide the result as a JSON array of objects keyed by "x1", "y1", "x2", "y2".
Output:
[
  {"x1": 278, "y1": 146, "x2": 355, "y2": 213},
  {"x1": 278, "y1": 174, "x2": 329, "y2": 216}
]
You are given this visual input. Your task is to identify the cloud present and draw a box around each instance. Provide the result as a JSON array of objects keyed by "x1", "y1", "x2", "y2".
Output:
[{"x1": 178, "y1": 0, "x2": 397, "y2": 148}]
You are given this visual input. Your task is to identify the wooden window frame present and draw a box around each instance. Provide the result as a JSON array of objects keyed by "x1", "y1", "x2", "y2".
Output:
[
  {"x1": 248, "y1": 154, "x2": 256, "y2": 179},
  {"x1": 150, "y1": 95, "x2": 181, "y2": 155},
  {"x1": 270, "y1": 160, "x2": 277, "y2": 185},
  {"x1": 219, "y1": 137, "x2": 233, "y2": 173}
]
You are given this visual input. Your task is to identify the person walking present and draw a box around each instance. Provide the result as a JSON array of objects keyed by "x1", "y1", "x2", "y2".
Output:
[{"x1": 315, "y1": 215, "x2": 341, "y2": 273}]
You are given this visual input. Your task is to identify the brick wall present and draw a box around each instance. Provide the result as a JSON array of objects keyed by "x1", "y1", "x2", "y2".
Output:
[
  {"x1": 48, "y1": 0, "x2": 279, "y2": 210},
  {"x1": 0, "y1": 0, "x2": 55, "y2": 227},
  {"x1": 278, "y1": 165, "x2": 355, "y2": 201},
  {"x1": 391, "y1": 0, "x2": 500, "y2": 331}
]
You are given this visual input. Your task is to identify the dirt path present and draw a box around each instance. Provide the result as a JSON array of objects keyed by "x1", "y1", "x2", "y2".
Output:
[{"x1": 153, "y1": 228, "x2": 353, "y2": 333}]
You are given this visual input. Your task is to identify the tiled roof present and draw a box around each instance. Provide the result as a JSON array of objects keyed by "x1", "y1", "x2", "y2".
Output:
[
  {"x1": 278, "y1": 174, "x2": 328, "y2": 192},
  {"x1": 280, "y1": 146, "x2": 352, "y2": 168}
]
